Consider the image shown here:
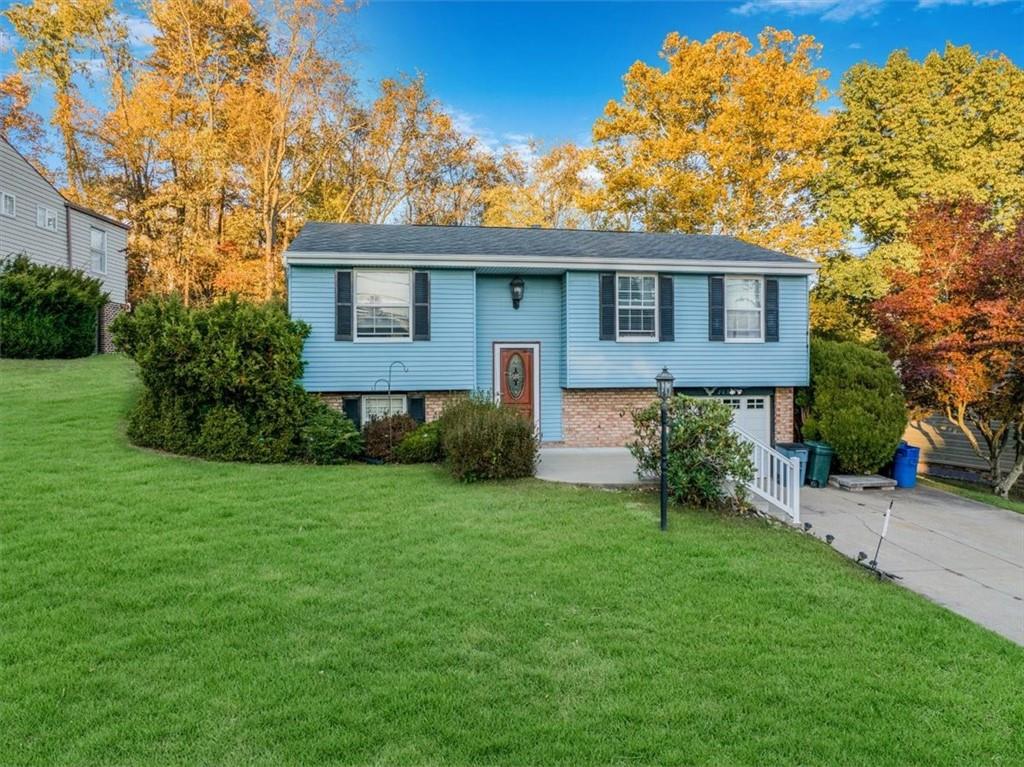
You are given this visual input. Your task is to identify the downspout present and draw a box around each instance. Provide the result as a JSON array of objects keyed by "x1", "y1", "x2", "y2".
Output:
[{"x1": 63, "y1": 203, "x2": 72, "y2": 268}]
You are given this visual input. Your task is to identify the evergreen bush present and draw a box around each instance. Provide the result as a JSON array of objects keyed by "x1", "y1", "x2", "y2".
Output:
[
  {"x1": 113, "y1": 295, "x2": 360, "y2": 464},
  {"x1": 395, "y1": 420, "x2": 443, "y2": 464},
  {"x1": 629, "y1": 396, "x2": 754, "y2": 509},
  {"x1": 0, "y1": 255, "x2": 107, "y2": 358},
  {"x1": 799, "y1": 338, "x2": 908, "y2": 474}
]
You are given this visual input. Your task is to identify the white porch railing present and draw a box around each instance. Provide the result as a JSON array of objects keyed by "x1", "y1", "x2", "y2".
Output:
[{"x1": 731, "y1": 427, "x2": 801, "y2": 524}]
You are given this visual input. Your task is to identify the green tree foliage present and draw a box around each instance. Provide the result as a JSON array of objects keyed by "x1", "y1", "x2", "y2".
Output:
[
  {"x1": 800, "y1": 339, "x2": 907, "y2": 475},
  {"x1": 819, "y1": 44, "x2": 1024, "y2": 246},
  {"x1": 0, "y1": 255, "x2": 106, "y2": 358},
  {"x1": 112, "y1": 295, "x2": 360, "y2": 463},
  {"x1": 629, "y1": 396, "x2": 754, "y2": 509}
]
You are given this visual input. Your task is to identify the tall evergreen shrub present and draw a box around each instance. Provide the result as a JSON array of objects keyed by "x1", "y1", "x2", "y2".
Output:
[
  {"x1": 799, "y1": 338, "x2": 908, "y2": 474},
  {"x1": 0, "y1": 256, "x2": 106, "y2": 358},
  {"x1": 112, "y1": 295, "x2": 360, "y2": 463}
]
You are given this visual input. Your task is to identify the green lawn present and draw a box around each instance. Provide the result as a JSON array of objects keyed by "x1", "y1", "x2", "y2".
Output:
[
  {"x1": 2, "y1": 357, "x2": 1022, "y2": 766},
  {"x1": 920, "y1": 476, "x2": 1024, "y2": 516}
]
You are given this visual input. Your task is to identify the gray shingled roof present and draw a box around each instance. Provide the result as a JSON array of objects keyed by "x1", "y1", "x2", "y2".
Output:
[{"x1": 287, "y1": 223, "x2": 806, "y2": 265}]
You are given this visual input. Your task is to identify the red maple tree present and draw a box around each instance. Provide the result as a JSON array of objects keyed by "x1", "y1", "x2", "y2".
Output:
[{"x1": 873, "y1": 201, "x2": 1024, "y2": 497}]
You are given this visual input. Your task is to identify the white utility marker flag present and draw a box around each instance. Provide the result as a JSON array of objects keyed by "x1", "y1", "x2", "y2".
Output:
[{"x1": 881, "y1": 501, "x2": 893, "y2": 539}]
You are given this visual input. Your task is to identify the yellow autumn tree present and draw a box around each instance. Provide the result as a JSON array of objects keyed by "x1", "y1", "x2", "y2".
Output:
[{"x1": 590, "y1": 27, "x2": 840, "y2": 259}]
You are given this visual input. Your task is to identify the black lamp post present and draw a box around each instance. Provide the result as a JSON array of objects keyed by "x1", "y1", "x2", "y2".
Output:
[
  {"x1": 655, "y1": 367, "x2": 675, "y2": 531},
  {"x1": 509, "y1": 276, "x2": 525, "y2": 309}
]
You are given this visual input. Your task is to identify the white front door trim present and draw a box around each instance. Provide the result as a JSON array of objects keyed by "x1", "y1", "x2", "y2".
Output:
[{"x1": 492, "y1": 342, "x2": 542, "y2": 435}]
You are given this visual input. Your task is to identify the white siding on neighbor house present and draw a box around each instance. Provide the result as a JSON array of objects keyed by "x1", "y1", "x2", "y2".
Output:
[
  {"x1": 0, "y1": 139, "x2": 67, "y2": 269},
  {"x1": 68, "y1": 207, "x2": 127, "y2": 303},
  {"x1": 1, "y1": 139, "x2": 128, "y2": 303}
]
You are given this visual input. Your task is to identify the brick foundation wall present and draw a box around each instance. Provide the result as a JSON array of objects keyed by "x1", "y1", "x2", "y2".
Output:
[
  {"x1": 562, "y1": 388, "x2": 659, "y2": 447},
  {"x1": 97, "y1": 302, "x2": 126, "y2": 354},
  {"x1": 424, "y1": 391, "x2": 469, "y2": 421},
  {"x1": 774, "y1": 387, "x2": 794, "y2": 444}
]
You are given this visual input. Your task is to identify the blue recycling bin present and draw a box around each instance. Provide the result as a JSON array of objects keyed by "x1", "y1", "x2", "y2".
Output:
[
  {"x1": 776, "y1": 443, "x2": 809, "y2": 487},
  {"x1": 893, "y1": 442, "x2": 921, "y2": 488}
]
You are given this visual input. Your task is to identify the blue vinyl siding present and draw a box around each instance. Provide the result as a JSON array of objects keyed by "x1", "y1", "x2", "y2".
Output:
[
  {"x1": 290, "y1": 265, "x2": 476, "y2": 391},
  {"x1": 565, "y1": 271, "x2": 809, "y2": 388},
  {"x1": 476, "y1": 275, "x2": 564, "y2": 442}
]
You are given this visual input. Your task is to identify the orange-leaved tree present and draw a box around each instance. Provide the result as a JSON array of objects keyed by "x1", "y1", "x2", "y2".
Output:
[{"x1": 873, "y1": 202, "x2": 1024, "y2": 497}]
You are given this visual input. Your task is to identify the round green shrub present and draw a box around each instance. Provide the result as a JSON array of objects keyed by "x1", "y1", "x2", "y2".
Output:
[
  {"x1": 801, "y1": 338, "x2": 908, "y2": 474},
  {"x1": 363, "y1": 413, "x2": 419, "y2": 463},
  {"x1": 300, "y1": 399, "x2": 363, "y2": 464},
  {"x1": 439, "y1": 395, "x2": 537, "y2": 481},
  {"x1": 395, "y1": 421, "x2": 442, "y2": 464},
  {"x1": 114, "y1": 295, "x2": 352, "y2": 464},
  {"x1": 629, "y1": 396, "x2": 754, "y2": 509},
  {"x1": 0, "y1": 255, "x2": 107, "y2": 358}
]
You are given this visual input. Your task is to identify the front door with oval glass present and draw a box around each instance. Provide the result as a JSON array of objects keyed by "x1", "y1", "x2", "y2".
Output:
[{"x1": 498, "y1": 347, "x2": 535, "y2": 427}]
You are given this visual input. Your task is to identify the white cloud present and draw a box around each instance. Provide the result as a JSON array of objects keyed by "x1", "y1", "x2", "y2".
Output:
[
  {"x1": 448, "y1": 107, "x2": 541, "y2": 166},
  {"x1": 0, "y1": 30, "x2": 19, "y2": 54},
  {"x1": 117, "y1": 13, "x2": 158, "y2": 49},
  {"x1": 733, "y1": 0, "x2": 1013, "y2": 18},
  {"x1": 917, "y1": 0, "x2": 1014, "y2": 7},
  {"x1": 732, "y1": 0, "x2": 885, "y2": 20},
  {"x1": 848, "y1": 42, "x2": 863, "y2": 49}
]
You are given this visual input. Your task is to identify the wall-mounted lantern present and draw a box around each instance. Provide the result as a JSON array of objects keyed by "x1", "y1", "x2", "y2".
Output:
[{"x1": 510, "y1": 276, "x2": 525, "y2": 310}]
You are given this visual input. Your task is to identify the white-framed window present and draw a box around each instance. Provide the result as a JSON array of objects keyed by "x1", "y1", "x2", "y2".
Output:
[
  {"x1": 354, "y1": 270, "x2": 412, "y2": 340},
  {"x1": 746, "y1": 398, "x2": 766, "y2": 410},
  {"x1": 616, "y1": 272, "x2": 657, "y2": 340},
  {"x1": 36, "y1": 205, "x2": 58, "y2": 232},
  {"x1": 361, "y1": 394, "x2": 407, "y2": 424},
  {"x1": 1, "y1": 191, "x2": 15, "y2": 218},
  {"x1": 725, "y1": 276, "x2": 764, "y2": 342},
  {"x1": 90, "y1": 227, "x2": 107, "y2": 273}
]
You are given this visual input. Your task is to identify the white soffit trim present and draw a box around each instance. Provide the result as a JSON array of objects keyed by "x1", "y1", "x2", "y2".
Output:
[{"x1": 284, "y1": 251, "x2": 818, "y2": 275}]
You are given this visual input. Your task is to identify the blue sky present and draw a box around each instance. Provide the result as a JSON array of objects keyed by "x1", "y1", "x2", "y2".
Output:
[{"x1": 2, "y1": 0, "x2": 1021, "y2": 156}]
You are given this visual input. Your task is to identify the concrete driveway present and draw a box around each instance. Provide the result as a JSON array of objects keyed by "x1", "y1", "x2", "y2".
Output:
[{"x1": 800, "y1": 485, "x2": 1024, "y2": 645}]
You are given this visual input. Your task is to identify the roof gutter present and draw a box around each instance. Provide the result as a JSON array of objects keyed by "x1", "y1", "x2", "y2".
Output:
[{"x1": 284, "y1": 250, "x2": 818, "y2": 276}]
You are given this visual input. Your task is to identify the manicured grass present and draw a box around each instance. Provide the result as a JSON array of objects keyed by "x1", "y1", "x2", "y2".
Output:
[
  {"x1": 2, "y1": 357, "x2": 1022, "y2": 765},
  {"x1": 920, "y1": 475, "x2": 1024, "y2": 515}
]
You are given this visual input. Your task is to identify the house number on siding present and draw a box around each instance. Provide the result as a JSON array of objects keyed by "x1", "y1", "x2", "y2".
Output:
[{"x1": 506, "y1": 354, "x2": 525, "y2": 398}]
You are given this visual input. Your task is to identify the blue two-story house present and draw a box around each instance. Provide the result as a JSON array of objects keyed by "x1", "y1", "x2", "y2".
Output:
[{"x1": 285, "y1": 224, "x2": 816, "y2": 448}]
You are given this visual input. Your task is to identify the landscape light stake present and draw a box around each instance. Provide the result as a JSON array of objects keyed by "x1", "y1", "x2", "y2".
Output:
[{"x1": 655, "y1": 368, "x2": 675, "y2": 532}]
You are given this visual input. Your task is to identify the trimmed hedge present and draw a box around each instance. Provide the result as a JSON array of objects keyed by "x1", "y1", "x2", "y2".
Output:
[
  {"x1": 439, "y1": 395, "x2": 537, "y2": 481},
  {"x1": 629, "y1": 395, "x2": 754, "y2": 509},
  {"x1": 799, "y1": 338, "x2": 908, "y2": 474},
  {"x1": 113, "y1": 295, "x2": 361, "y2": 464},
  {"x1": 0, "y1": 255, "x2": 107, "y2": 358}
]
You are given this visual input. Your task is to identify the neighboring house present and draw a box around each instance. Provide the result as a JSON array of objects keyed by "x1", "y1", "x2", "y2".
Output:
[
  {"x1": 904, "y1": 416, "x2": 1022, "y2": 489},
  {"x1": 0, "y1": 136, "x2": 129, "y2": 352},
  {"x1": 285, "y1": 224, "x2": 815, "y2": 448}
]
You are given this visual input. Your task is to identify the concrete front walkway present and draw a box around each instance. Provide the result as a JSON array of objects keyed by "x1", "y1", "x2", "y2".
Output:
[
  {"x1": 800, "y1": 485, "x2": 1024, "y2": 645},
  {"x1": 537, "y1": 447, "x2": 648, "y2": 487}
]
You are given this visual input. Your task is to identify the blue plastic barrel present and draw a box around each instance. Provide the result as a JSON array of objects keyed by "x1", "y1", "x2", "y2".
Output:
[
  {"x1": 776, "y1": 443, "x2": 809, "y2": 487},
  {"x1": 892, "y1": 442, "x2": 921, "y2": 488}
]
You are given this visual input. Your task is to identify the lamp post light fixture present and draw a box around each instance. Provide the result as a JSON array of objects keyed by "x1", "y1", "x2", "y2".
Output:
[
  {"x1": 509, "y1": 276, "x2": 525, "y2": 309},
  {"x1": 655, "y1": 367, "x2": 675, "y2": 532}
]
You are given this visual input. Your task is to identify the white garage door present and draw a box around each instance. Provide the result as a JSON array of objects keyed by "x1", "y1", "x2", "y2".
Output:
[{"x1": 715, "y1": 396, "x2": 771, "y2": 445}]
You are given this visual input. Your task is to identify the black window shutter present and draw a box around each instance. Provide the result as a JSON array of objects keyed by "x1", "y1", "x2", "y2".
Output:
[
  {"x1": 599, "y1": 273, "x2": 616, "y2": 340},
  {"x1": 413, "y1": 271, "x2": 430, "y2": 341},
  {"x1": 408, "y1": 396, "x2": 426, "y2": 424},
  {"x1": 708, "y1": 275, "x2": 725, "y2": 342},
  {"x1": 658, "y1": 274, "x2": 674, "y2": 342},
  {"x1": 335, "y1": 270, "x2": 353, "y2": 341},
  {"x1": 342, "y1": 397, "x2": 361, "y2": 426},
  {"x1": 765, "y1": 278, "x2": 779, "y2": 342}
]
